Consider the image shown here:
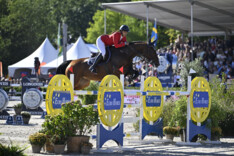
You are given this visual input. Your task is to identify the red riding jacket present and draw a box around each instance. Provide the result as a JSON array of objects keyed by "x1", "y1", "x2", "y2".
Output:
[{"x1": 101, "y1": 31, "x2": 126, "y2": 48}]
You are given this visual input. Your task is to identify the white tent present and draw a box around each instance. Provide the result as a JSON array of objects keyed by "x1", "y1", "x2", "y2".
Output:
[
  {"x1": 40, "y1": 36, "x2": 91, "y2": 75},
  {"x1": 8, "y1": 38, "x2": 58, "y2": 78}
]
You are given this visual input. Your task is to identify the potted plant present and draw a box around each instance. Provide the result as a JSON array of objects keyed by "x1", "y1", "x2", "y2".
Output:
[
  {"x1": 61, "y1": 101, "x2": 99, "y2": 153},
  {"x1": 21, "y1": 111, "x2": 31, "y2": 124},
  {"x1": 29, "y1": 132, "x2": 46, "y2": 153},
  {"x1": 38, "y1": 129, "x2": 54, "y2": 153},
  {"x1": 81, "y1": 142, "x2": 93, "y2": 154},
  {"x1": 51, "y1": 134, "x2": 66, "y2": 154},
  {"x1": 42, "y1": 114, "x2": 70, "y2": 153},
  {"x1": 163, "y1": 126, "x2": 178, "y2": 141},
  {"x1": 13, "y1": 103, "x2": 22, "y2": 115},
  {"x1": 211, "y1": 127, "x2": 222, "y2": 141}
]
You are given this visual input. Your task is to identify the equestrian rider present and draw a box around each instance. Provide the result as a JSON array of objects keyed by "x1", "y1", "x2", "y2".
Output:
[{"x1": 89, "y1": 25, "x2": 130, "y2": 73}]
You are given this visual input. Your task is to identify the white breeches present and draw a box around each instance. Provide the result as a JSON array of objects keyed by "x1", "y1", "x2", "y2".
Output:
[{"x1": 96, "y1": 36, "x2": 106, "y2": 57}]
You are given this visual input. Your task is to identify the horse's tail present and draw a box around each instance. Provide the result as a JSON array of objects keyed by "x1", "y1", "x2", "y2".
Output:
[{"x1": 56, "y1": 60, "x2": 72, "y2": 75}]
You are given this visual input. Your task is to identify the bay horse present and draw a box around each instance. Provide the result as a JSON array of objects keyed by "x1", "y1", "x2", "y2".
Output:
[{"x1": 56, "y1": 41, "x2": 159, "y2": 90}]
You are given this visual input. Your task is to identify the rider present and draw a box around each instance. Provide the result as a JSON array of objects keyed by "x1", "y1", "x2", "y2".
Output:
[{"x1": 89, "y1": 25, "x2": 130, "y2": 73}]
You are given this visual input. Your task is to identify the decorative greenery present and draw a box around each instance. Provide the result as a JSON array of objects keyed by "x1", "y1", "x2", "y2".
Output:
[
  {"x1": 42, "y1": 114, "x2": 72, "y2": 144},
  {"x1": 161, "y1": 97, "x2": 177, "y2": 127},
  {"x1": 179, "y1": 58, "x2": 205, "y2": 89},
  {"x1": 51, "y1": 134, "x2": 66, "y2": 145},
  {"x1": 171, "y1": 96, "x2": 187, "y2": 128},
  {"x1": 211, "y1": 127, "x2": 222, "y2": 137},
  {"x1": 29, "y1": 133, "x2": 46, "y2": 146},
  {"x1": 0, "y1": 142, "x2": 27, "y2": 156},
  {"x1": 81, "y1": 142, "x2": 93, "y2": 148},
  {"x1": 21, "y1": 111, "x2": 31, "y2": 118},
  {"x1": 13, "y1": 103, "x2": 22, "y2": 109},
  {"x1": 61, "y1": 101, "x2": 99, "y2": 136},
  {"x1": 163, "y1": 126, "x2": 178, "y2": 135},
  {"x1": 78, "y1": 81, "x2": 99, "y2": 105}
]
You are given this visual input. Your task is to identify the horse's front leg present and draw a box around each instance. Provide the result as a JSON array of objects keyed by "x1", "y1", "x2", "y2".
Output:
[{"x1": 125, "y1": 66, "x2": 139, "y2": 81}]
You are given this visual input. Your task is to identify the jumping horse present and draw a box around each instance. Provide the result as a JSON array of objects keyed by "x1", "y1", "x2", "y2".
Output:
[{"x1": 56, "y1": 40, "x2": 159, "y2": 90}]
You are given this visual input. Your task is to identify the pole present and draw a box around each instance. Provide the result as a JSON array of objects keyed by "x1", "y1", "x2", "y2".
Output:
[
  {"x1": 146, "y1": 5, "x2": 149, "y2": 77},
  {"x1": 104, "y1": 8, "x2": 106, "y2": 34},
  {"x1": 190, "y1": 1, "x2": 194, "y2": 61},
  {"x1": 63, "y1": 23, "x2": 68, "y2": 62},
  {"x1": 146, "y1": 5, "x2": 149, "y2": 41}
]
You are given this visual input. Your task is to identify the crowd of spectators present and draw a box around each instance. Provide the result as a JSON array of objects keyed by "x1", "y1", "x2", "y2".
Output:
[{"x1": 132, "y1": 35, "x2": 234, "y2": 83}]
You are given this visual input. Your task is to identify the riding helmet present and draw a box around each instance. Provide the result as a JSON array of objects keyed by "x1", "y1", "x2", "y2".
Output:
[{"x1": 119, "y1": 25, "x2": 130, "y2": 32}]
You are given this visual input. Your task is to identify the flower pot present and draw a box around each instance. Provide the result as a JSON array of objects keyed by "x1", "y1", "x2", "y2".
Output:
[
  {"x1": 81, "y1": 146, "x2": 91, "y2": 154},
  {"x1": 54, "y1": 144, "x2": 65, "y2": 154},
  {"x1": 31, "y1": 144, "x2": 42, "y2": 153},
  {"x1": 22, "y1": 117, "x2": 30, "y2": 124},
  {"x1": 67, "y1": 136, "x2": 90, "y2": 153},
  {"x1": 165, "y1": 134, "x2": 174, "y2": 141},
  {"x1": 45, "y1": 141, "x2": 54, "y2": 153},
  {"x1": 14, "y1": 108, "x2": 22, "y2": 115}
]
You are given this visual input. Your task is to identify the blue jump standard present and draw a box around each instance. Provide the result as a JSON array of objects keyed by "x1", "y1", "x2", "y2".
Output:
[
  {"x1": 142, "y1": 118, "x2": 163, "y2": 139},
  {"x1": 97, "y1": 123, "x2": 124, "y2": 149},
  {"x1": 189, "y1": 119, "x2": 211, "y2": 141}
]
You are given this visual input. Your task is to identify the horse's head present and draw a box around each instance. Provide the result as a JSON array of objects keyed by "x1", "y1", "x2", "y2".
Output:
[{"x1": 129, "y1": 41, "x2": 159, "y2": 67}]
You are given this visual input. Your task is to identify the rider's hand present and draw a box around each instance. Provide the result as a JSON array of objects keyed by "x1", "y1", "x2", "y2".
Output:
[{"x1": 125, "y1": 42, "x2": 129, "y2": 46}]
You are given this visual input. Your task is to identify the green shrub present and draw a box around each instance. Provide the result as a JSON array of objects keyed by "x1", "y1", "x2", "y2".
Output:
[
  {"x1": 179, "y1": 58, "x2": 204, "y2": 89},
  {"x1": 61, "y1": 101, "x2": 99, "y2": 136},
  {"x1": 78, "y1": 81, "x2": 99, "y2": 105},
  {"x1": 13, "y1": 103, "x2": 22, "y2": 109},
  {"x1": 29, "y1": 133, "x2": 46, "y2": 146},
  {"x1": 163, "y1": 126, "x2": 178, "y2": 135},
  {"x1": 0, "y1": 142, "x2": 27, "y2": 156},
  {"x1": 21, "y1": 111, "x2": 31, "y2": 118},
  {"x1": 162, "y1": 97, "x2": 176, "y2": 127},
  {"x1": 171, "y1": 96, "x2": 187, "y2": 128},
  {"x1": 51, "y1": 134, "x2": 66, "y2": 145},
  {"x1": 211, "y1": 127, "x2": 222, "y2": 137},
  {"x1": 208, "y1": 75, "x2": 234, "y2": 136}
]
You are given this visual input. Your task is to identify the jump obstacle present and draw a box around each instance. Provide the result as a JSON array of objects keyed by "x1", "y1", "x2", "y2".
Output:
[{"x1": 45, "y1": 74, "x2": 212, "y2": 148}]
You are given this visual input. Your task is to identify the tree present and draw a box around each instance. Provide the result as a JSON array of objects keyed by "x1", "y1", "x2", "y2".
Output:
[{"x1": 86, "y1": 9, "x2": 179, "y2": 49}]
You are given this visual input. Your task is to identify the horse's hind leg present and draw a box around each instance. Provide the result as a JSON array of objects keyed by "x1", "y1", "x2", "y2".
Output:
[{"x1": 74, "y1": 78, "x2": 90, "y2": 90}]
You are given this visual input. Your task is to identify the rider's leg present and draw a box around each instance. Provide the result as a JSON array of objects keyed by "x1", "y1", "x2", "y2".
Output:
[{"x1": 89, "y1": 36, "x2": 105, "y2": 73}]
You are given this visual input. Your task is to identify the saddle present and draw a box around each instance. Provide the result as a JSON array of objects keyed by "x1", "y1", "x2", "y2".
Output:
[{"x1": 87, "y1": 47, "x2": 112, "y2": 66}]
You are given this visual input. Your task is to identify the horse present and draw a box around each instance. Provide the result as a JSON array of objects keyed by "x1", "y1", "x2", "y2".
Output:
[{"x1": 56, "y1": 41, "x2": 159, "y2": 90}]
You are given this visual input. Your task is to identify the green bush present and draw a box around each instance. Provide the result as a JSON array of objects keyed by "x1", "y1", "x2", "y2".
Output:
[
  {"x1": 13, "y1": 103, "x2": 22, "y2": 109},
  {"x1": 171, "y1": 96, "x2": 187, "y2": 128},
  {"x1": 163, "y1": 126, "x2": 178, "y2": 135},
  {"x1": 162, "y1": 97, "x2": 176, "y2": 127},
  {"x1": 209, "y1": 75, "x2": 234, "y2": 136},
  {"x1": 42, "y1": 113, "x2": 72, "y2": 141},
  {"x1": 0, "y1": 142, "x2": 27, "y2": 156},
  {"x1": 61, "y1": 101, "x2": 99, "y2": 136},
  {"x1": 21, "y1": 111, "x2": 31, "y2": 118},
  {"x1": 78, "y1": 81, "x2": 99, "y2": 105},
  {"x1": 29, "y1": 133, "x2": 46, "y2": 146},
  {"x1": 179, "y1": 58, "x2": 204, "y2": 89}
]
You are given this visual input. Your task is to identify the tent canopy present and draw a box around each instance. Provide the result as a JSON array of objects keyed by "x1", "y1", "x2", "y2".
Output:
[
  {"x1": 41, "y1": 36, "x2": 92, "y2": 75},
  {"x1": 8, "y1": 38, "x2": 58, "y2": 78},
  {"x1": 102, "y1": 0, "x2": 234, "y2": 35}
]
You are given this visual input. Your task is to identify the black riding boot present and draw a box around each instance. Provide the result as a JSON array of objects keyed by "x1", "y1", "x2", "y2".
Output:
[{"x1": 89, "y1": 53, "x2": 103, "y2": 73}]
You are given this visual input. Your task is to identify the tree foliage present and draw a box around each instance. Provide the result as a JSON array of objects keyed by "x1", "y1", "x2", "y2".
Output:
[{"x1": 0, "y1": 0, "x2": 179, "y2": 76}]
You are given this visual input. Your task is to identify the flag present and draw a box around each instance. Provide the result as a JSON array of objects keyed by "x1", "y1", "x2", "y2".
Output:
[
  {"x1": 57, "y1": 23, "x2": 63, "y2": 57},
  {"x1": 119, "y1": 66, "x2": 123, "y2": 74},
  {"x1": 150, "y1": 19, "x2": 158, "y2": 47}
]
